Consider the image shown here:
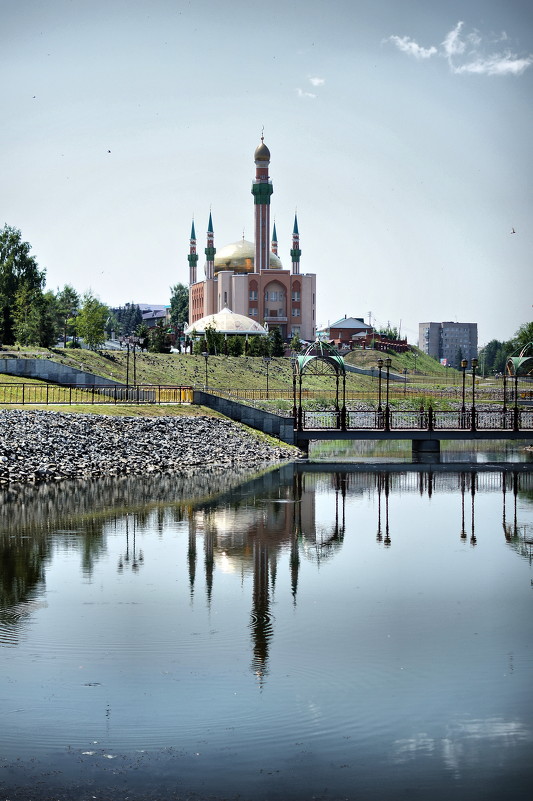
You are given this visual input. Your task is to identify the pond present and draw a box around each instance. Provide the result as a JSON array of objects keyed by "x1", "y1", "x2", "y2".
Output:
[{"x1": 1, "y1": 460, "x2": 532, "y2": 800}]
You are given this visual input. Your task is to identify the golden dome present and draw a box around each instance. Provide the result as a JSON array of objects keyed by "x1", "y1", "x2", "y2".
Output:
[
  {"x1": 254, "y1": 140, "x2": 270, "y2": 162},
  {"x1": 214, "y1": 239, "x2": 282, "y2": 274}
]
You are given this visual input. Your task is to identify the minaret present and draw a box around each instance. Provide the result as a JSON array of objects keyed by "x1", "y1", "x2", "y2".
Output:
[
  {"x1": 251, "y1": 135, "x2": 273, "y2": 273},
  {"x1": 271, "y1": 221, "x2": 278, "y2": 256},
  {"x1": 188, "y1": 219, "x2": 198, "y2": 285},
  {"x1": 290, "y1": 213, "x2": 301, "y2": 275},
  {"x1": 205, "y1": 211, "x2": 216, "y2": 280}
]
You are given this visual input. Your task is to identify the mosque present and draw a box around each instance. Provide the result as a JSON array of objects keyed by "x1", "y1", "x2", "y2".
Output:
[{"x1": 187, "y1": 138, "x2": 317, "y2": 342}]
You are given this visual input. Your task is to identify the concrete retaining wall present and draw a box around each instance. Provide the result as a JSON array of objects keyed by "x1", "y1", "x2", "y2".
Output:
[
  {"x1": 0, "y1": 358, "x2": 121, "y2": 388},
  {"x1": 194, "y1": 390, "x2": 296, "y2": 446}
]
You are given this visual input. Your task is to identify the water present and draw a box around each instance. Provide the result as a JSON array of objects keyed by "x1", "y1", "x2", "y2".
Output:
[{"x1": 1, "y1": 462, "x2": 532, "y2": 800}]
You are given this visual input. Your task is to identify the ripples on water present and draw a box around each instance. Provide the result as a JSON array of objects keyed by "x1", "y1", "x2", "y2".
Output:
[{"x1": 1, "y1": 463, "x2": 532, "y2": 800}]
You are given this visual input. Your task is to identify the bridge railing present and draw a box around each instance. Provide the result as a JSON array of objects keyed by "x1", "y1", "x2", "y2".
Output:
[{"x1": 302, "y1": 407, "x2": 533, "y2": 431}]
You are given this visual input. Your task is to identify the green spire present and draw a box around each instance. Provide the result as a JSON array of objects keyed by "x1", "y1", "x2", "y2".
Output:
[
  {"x1": 293, "y1": 214, "x2": 299, "y2": 235},
  {"x1": 207, "y1": 211, "x2": 214, "y2": 233},
  {"x1": 190, "y1": 220, "x2": 196, "y2": 240},
  {"x1": 272, "y1": 222, "x2": 278, "y2": 242}
]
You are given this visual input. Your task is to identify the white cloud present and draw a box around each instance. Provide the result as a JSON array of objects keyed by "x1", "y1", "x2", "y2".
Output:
[
  {"x1": 296, "y1": 88, "x2": 316, "y2": 99},
  {"x1": 387, "y1": 35, "x2": 437, "y2": 60},
  {"x1": 309, "y1": 76, "x2": 325, "y2": 86},
  {"x1": 387, "y1": 21, "x2": 533, "y2": 77}
]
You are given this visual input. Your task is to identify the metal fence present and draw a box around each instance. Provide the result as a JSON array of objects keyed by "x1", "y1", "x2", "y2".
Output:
[{"x1": 0, "y1": 384, "x2": 193, "y2": 405}]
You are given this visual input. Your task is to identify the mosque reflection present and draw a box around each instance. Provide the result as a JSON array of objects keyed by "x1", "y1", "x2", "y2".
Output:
[{"x1": 0, "y1": 466, "x2": 532, "y2": 667}]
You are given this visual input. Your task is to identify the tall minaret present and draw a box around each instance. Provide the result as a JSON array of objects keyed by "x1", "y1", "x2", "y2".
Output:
[
  {"x1": 188, "y1": 219, "x2": 198, "y2": 285},
  {"x1": 271, "y1": 221, "x2": 278, "y2": 256},
  {"x1": 205, "y1": 211, "x2": 216, "y2": 280},
  {"x1": 290, "y1": 213, "x2": 301, "y2": 275},
  {"x1": 251, "y1": 135, "x2": 273, "y2": 273}
]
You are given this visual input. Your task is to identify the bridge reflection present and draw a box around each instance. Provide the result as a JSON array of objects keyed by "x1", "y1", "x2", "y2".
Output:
[{"x1": 181, "y1": 466, "x2": 533, "y2": 680}]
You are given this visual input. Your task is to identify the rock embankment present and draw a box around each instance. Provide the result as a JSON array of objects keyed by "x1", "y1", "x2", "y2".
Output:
[{"x1": 0, "y1": 409, "x2": 298, "y2": 485}]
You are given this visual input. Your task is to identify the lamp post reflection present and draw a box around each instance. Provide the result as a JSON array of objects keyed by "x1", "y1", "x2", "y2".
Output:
[{"x1": 117, "y1": 515, "x2": 144, "y2": 573}]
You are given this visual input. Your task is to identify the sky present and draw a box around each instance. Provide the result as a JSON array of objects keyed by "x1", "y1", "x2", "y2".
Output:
[{"x1": 1, "y1": 0, "x2": 532, "y2": 346}]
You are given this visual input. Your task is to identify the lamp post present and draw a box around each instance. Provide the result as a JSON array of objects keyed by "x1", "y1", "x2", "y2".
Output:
[
  {"x1": 502, "y1": 369, "x2": 507, "y2": 427},
  {"x1": 377, "y1": 358, "x2": 383, "y2": 412},
  {"x1": 513, "y1": 368, "x2": 519, "y2": 431},
  {"x1": 470, "y1": 358, "x2": 478, "y2": 431},
  {"x1": 384, "y1": 357, "x2": 392, "y2": 431},
  {"x1": 403, "y1": 367, "x2": 408, "y2": 395},
  {"x1": 460, "y1": 358, "x2": 468, "y2": 428},
  {"x1": 202, "y1": 351, "x2": 209, "y2": 390},
  {"x1": 263, "y1": 356, "x2": 271, "y2": 396}
]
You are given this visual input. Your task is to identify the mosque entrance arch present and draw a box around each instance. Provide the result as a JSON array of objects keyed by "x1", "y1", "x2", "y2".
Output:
[{"x1": 292, "y1": 340, "x2": 346, "y2": 430}]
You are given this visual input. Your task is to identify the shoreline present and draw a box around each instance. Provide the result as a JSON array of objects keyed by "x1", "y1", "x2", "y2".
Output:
[{"x1": 0, "y1": 408, "x2": 299, "y2": 486}]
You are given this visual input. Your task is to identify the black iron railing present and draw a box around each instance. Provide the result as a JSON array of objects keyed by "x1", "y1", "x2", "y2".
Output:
[
  {"x1": 299, "y1": 408, "x2": 533, "y2": 432},
  {"x1": 0, "y1": 384, "x2": 193, "y2": 405}
]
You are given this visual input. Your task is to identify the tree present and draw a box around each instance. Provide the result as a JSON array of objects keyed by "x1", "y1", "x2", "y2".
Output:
[
  {"x1": 204, "y1": 323, "x2": 223, "y2": 355},
  {"x1": 169, "y1": 283, "x2": 189, "y2": 330},
  {"x1": 268, "y1": 327, "x2": 285, "y2": 357},
  {"x1": 12, "y1": 282, "x2": 42, "y2": 345},
  {"x1": 136, "y1": 322, "x2": 149, "y2": 351},
  {"x1": 513, "y1": 321, "x2": 533, "y2": 352},
  {"x1": 56, "y1": 284, "x2": 80, "y2": 346},
  {"x1": 290, "y1": 332, "x2": 302, "y2": 354},
  {"x1": 148, "y1": 320, "x2": 171, "y2": 353},
  {"x1": 0, "y1": 225, "x2": 45, "y2": 345},
  {"x1": 75, "y1": 291, "x2": 108, "y2": 350}
]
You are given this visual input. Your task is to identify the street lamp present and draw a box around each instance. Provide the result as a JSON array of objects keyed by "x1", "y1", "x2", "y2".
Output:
[
  {"x1": 460, "y1": 358, "x2": 468, "y2": 428},
  {"x1": 384, "y1": 357, "x2": 392, "y2": 431},
  {"x1": 377, "y1": 358, "x2": 383, "y2": 412},
  {"x1": 502, "y1": 369, "x2": 507, "y2": 428},
  {"x1": 263, "y1": 356, "x2": 271, "y2": 396},
  {"x1": 513, "y1": 368, "x2": 519, "y2": 431},
  {"x1": 403, "y1": 367, "x2": 408, "y2": 395},
  {"x1": 470, "y1": 358, "x2": 478, "y2": 431},
  {"x1": 202, "y1": 351, "x2": 209, "y2": 390}
]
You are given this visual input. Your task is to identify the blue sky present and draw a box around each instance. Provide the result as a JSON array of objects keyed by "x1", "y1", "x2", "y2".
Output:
[{"x1": 2, "y1": 0, "x2": 532, "y2": 345}]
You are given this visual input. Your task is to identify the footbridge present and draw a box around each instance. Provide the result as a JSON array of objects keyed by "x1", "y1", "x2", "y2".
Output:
[{"x1": 194, "y1": 390, "x2": 533, "y2": 457}]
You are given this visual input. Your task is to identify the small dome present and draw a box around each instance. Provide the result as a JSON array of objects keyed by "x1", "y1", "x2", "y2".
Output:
[
  {"x1": 184, "y1": 307, "x2": 268, "y2": 336},
  {"x1": 254, "y1": 139, "x2": 270, "y2": 162},
  {"x1": 214, "y1": 239, "x2": 282, "y2": 274}
]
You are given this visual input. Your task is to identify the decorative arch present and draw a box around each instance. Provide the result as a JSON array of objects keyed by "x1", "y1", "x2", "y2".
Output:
[
  {"x1": 292, "y1": 340, "x2": 346, "y2": 430},
  {"x1": 506, "y1": 342, "x2": 533, "y2": 376}
]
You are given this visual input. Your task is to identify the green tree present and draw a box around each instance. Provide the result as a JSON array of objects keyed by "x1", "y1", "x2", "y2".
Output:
[
  {"x1": 290, "y1": 332, "x2": 302, "y2": 354},
  {"x1": 226, "y1": 335, "x2": 243, "y2": 356},
  {"x1": 136, "y1": 322, "x2": 149, "y2": 351},
  {"x1": 0, "y1": 225, "x2": 45, "y2": 345},
  {"x1": 513, "y1": 321, "x2": 533, "y2": 351},
  {"x1": 204, "y1": 323, "x2": 223, "y2": 355},
  {"x1": 169, "y1": 283, "x2": 189, "y2": 330},
  {"x1": 268, "y1": 327, "x2": 285, "y2": 357},
  {"x1": 148, "y1": 320, "x2": 171, "y2": 353},
  {"x1": 56, "y1": 284, "x2": 80, "y2": 346},
  {"x1": 75, "y1": 291, "x2": 108, "y2": 350},
  {"x1": 39, "y1": 290, "x2": 61, "y2": 347},
  {"x1": 13, "y1": 282, "x2": 42, "y2": 345}
]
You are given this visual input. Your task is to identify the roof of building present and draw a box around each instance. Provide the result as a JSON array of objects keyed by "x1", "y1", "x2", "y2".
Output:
[
  {"x1": 213, "y1": 239, "x2": 283, "y2": 274},
  {"x1": 184, "y1": 307, "x2": 268, "y2": 336},
  {"x1": 329, "y1": 316, "x2": 372, "y2": 330}
]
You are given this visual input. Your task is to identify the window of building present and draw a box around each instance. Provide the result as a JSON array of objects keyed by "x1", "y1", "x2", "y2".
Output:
[
  {"x1": 249, "y1": 308, "x2": 257, "y2": 316},
  {"x1": 249, "y1": 290, "x2": 258, "y2": 300},
  {"x1": 292, "y1": 308, "x2": 300, "y2": 317},
  {"x1": 292, "y1": 290, "x2": 300, "y2": 301}
]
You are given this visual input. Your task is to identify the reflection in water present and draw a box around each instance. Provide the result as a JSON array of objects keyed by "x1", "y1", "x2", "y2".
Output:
[{"x1": 1, "y1": 464, "x2": 532, "y2": 800}]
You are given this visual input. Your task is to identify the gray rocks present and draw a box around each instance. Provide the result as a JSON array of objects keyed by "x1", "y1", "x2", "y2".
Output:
[{"x1": 0, "y1": 410, "x2": 297, "y2": 486}]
